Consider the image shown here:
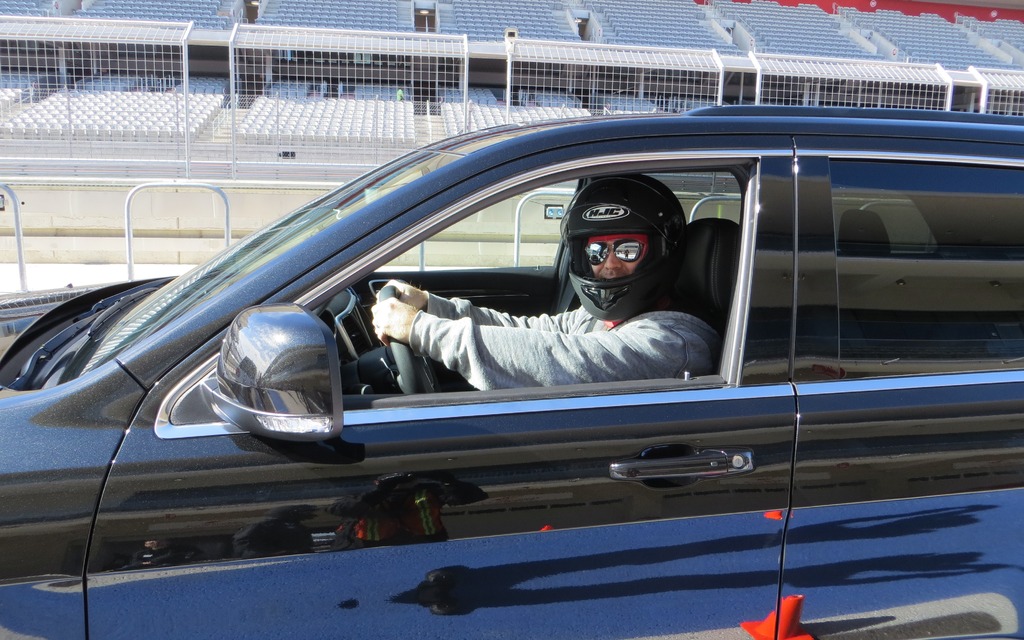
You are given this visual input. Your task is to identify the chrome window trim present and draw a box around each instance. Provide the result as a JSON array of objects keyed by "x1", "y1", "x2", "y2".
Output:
[
  {"x1": 155, "y1": 149, "x2": 785, "y2": 439},
  {"x1": 799, "y1": 150, "x2": 1024, "y2": 170},
  {"x1": 159, "y1": 379, "x2": 792, "y2": 439},
  {"x1": 795, "y1": 369, "x2": 1024, "y2": 397},
  {"x1": 342, "y1": 382, "x2": 792, "y2": 427},
  {"x1": 154, "y1": 354, "x2": 242, "y2": 439},
  {"x1": 722, "y1": 166, "x2": 762, "y2": 385}
]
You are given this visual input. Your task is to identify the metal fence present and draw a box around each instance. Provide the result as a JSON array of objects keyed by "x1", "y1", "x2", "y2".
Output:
[
  {"x1": 504, "y1": 39, "x2": 723, "y2": 126},
  {"x1": 752, "y1": 54, "x2": 954, "y2": 110},
  {"x1": 0, "y1": 17, "x2": 193, "y2": 165},
  {"x1": 972, "y1": 67, "x2": 1024, "y2": 115},
  {"x1": 1, "y1": 16, "x2": 1024, "y2": 180},
  {"x1": 229, "y1": 25, "x2": 468, "y2": 176}
]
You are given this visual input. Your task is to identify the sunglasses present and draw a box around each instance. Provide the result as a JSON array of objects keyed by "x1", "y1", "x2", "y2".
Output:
[{"x1": 585, "y1": 238, "x2": 647, "y2": 265}]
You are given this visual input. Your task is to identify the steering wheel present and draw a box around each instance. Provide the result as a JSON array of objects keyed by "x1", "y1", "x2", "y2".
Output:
[{"x1": 378, "y1": 284, "x2": 439, "y2": 394}]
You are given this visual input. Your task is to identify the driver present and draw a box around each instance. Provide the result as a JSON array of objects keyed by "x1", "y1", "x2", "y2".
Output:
[{"x1": 370, "y1": 175, "x2": 721, "y2": 391}]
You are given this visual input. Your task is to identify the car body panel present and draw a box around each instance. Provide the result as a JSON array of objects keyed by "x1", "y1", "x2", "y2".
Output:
[
  {"x1": 1, "y1": 108, "x2": 1023, "y2": 638},
  {"x1": 782, "y1": 491, "x2": 1024, "y2": 637},
  {"x1": 0, "y1": 361, "x2": 143, "y2": 639},
  {"x1": 787, "y1": 374, "x2": 1024, "y2": 638},
  {"x1": 89, "y1": 382, "x2": 796, "y2": 638},
  {"x1": 87, "y1": 513, "x2": 784, "y2": 640},
  {"x1": 784, "y1": 137, "x2": 1024, "y2": 640}
]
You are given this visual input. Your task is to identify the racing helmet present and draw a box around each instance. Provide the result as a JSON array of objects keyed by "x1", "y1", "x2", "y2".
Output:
[{"x1": 560, "y1": 175, "x2": 686, "y2": 321}]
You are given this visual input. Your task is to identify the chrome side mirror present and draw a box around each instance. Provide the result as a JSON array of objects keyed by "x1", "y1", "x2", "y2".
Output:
[{"x1": 203, "y1": 303, "x2": 343, "y2": 441}]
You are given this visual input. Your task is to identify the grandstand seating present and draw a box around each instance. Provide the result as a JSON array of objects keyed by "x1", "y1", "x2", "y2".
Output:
[
  {"x1": 0, "y1": 73, "x2": 36, "y2": 90},
  {"x1": 76, "y1": 0, "x2": 233, "y2": 29},
  {"x1": 441, "y1": 99, "x2": 590, "y2": 136},
  {"x1": 0, "y1": 73, "x2": 424, "y2": 146},
  {"x1": 963, "y1": 16, "x2": 1024, "y2": 55},
  {"x1": 586, "y1": 0, "x2": 739, "y2": 51},
  {"x1": 0, "y1": 75, "x2": 224, "y2": 142},
  {"x1": 437, "y1": 0, "x2": 578, "y2": 41},
  {"x1": 0, "y1": 87, "x2": 23, "y2": 118},
  {"x1": 257, "y1": 0, "x2": 404, "y2": 31},
  {"x1": 843, "y1": 8, "x2": 1014, "y2": 69},
  {"x1": 349, "y1": 84, "x2": 410, "y2": 101},
  {"x1": 2, "y1": 91, "x2": 223, "y2": 141},
  {"x1": 237, "y1": 94, "x2": 416, "y2": 145},
  {"x1": 518, "y1": 90, "x2": 581, "y2": 108},
  {"x1": 442, "y1": 87, "x2": 501, "y2": 105},
  {"x1": 0, "y1": 0, "x2": 1023, "y2": 170},
  {"x1": 0, "y1": 0, "x2": 1021, "y2": 75},
  {"x1": 0, "y1": 69, "x2": 419, "y2": 146},
  {"x1": 716, "y1": 1, "x2": 879, "y2": 59},
  {"x1": 187, "y1": 76, "x2": 229, "y2": 94},
  {"x1": 0, "y1": 0, "x2": 46, "y2": 16},
  {"x1": 75, "y1": 75, "x2": 141, "y2": 92},
  {"x1": 600, "y1": 95, "x2": 657, "y2": 114}
]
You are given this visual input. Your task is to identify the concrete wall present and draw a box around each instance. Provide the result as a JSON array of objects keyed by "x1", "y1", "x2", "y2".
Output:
[{"x1": 0, "y1": 179, "x2": 333, "y2": 267}]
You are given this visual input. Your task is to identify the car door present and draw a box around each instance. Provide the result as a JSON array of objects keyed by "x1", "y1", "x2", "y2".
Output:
[
  {"x1": 85, "y1": 152, "x2": 799, "y2": 639},
  {"x1": 785, "y1": 151, "x2": 1024, "y2": 638}
]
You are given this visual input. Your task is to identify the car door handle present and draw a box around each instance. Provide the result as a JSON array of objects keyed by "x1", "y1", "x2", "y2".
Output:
[{"x1": 609, "y1": 448, "x2": 754, "y2": 482}]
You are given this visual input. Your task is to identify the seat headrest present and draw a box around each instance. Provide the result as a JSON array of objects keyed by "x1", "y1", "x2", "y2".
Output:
[
  {"x1": 838, "y1": 208, "x2": 890, "y2": 256},
  {"x1": 674, "y1": 217, "x2": 740, "y2": 333}
]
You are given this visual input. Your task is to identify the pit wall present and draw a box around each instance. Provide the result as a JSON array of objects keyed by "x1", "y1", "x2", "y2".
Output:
[{"x1": 0, "y1": 180, "x2": 333, "y2": 267}]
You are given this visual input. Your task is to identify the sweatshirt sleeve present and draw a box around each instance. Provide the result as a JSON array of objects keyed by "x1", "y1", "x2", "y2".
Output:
[
  {"x1": 426, "y1": 293, "x2": 583, "y2": 333},
  {"x1": 408, "y1": 306, "x2": 720, "y2": 391}
]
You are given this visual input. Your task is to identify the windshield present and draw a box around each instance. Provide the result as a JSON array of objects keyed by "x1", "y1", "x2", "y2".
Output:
[{"x1": 59, "y1": 148, "x2": 470, "y2": 381}]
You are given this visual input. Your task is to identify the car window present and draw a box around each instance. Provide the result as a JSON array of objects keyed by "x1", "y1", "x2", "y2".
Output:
[
  {"x1": 381, "y1": 171, "x2": 743, "y2": 272},
  {"x1": 351, "y1": 167, "x2": 745, "y2": 397},
  {"x1": 662, "y1": 171, "x2": 743, "y2": 223},
  {"x1": 831, "y1": 160, "x2": 1024, "y2": 378},
  {"x1": 383, "y1": 181, "x2": 576, "y2": 271}
]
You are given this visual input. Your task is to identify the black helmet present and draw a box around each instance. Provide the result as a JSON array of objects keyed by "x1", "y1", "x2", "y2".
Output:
[{"x1": 560, "y1": 175, "x2": 686, "y2": 321}]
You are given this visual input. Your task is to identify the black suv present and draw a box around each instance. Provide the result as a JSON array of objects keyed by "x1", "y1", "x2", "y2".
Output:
[{"x1": 2, "y1": 107, "x2": 1023, "y2": 639}]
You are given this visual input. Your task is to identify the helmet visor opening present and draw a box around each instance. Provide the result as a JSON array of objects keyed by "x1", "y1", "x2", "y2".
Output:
[{"x1": 584, "y1": 234, "x2": 649, "y2": 266}]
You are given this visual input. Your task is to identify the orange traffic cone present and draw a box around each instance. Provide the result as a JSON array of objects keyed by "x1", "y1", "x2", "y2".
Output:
[{"x1": 740, "y1": 594, "x2": 814, "y2": 640}]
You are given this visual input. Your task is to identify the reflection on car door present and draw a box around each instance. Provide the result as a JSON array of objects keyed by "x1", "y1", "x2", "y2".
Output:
[
  {"x1": 88, "y1": 384, "x2": 794, "y2": 639},
  {"x1": 784, "y1": 154, "x2": 1024, "y2": 638}
]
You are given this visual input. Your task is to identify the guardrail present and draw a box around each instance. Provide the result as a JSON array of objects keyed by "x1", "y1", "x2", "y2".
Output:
[{"x1": 124, "y1": 182, "x2": 231, "y2": 281}]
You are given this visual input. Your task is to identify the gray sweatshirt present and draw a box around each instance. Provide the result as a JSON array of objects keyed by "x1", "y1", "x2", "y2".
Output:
[{"x1": 408, "y1": 294, "x2": 721, "y2": 391}]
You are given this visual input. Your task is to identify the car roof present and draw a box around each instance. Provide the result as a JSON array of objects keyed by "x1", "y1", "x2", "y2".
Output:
[
  {"x1": 687, "y1": 105, "x2": 1023, "y2": 126},
  {"x1": 420, "y1": 106, "x2": 1024, "y2": 162}
]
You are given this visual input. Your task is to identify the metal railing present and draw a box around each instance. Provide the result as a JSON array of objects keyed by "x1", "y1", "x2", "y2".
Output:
[
  {"x1": 0, "y1": 183, "x2": 27, "y2": 292},
  {"x1": 513, "y1": 187, "x2": 574, "y2": 267},
  {"x1": 124, "y1": 181, "x2": 231, "y2": 281}
]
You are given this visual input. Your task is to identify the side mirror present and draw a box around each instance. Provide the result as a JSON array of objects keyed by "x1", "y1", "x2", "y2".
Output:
[{"x1": 202, "y1": 303, "x2": 343, "y2": 441}]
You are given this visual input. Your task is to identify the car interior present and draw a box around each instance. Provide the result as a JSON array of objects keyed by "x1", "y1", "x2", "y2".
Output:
[{"x1": 315, "y1": 169, "x2": 746, "y2": 407}]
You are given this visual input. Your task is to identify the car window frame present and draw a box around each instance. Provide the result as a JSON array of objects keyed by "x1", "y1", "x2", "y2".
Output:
[
  {"x1": 155, "y1": 149, "x2": 778, "y2": 440},
  {"x1": 820, "y1": 152, "x2": 1024, "y2": 381}
]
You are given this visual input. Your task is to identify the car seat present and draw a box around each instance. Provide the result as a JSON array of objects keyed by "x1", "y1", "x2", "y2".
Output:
[{"x1": 673, "y1": 217, "x2": 740, "y2": 336}]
